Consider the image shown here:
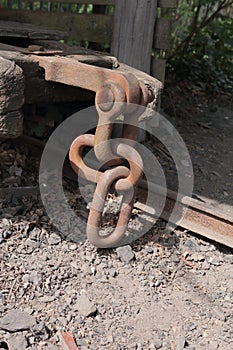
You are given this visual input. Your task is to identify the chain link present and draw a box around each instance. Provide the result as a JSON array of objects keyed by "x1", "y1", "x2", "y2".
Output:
[{"x1": 69, "y1": 74, "x2": 153, "y2": 247}]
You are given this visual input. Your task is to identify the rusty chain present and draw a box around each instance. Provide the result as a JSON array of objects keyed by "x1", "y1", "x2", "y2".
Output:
[{"x1": 69, "y1": 74, "x2": 153, "y2": 248}]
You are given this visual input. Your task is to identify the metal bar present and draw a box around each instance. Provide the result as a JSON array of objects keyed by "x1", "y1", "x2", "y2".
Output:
[
  {"x1": 30, "y1": 54, "x2": 140, "y2": 96},
  {"x1": 138, "y1": 180, "x2": 233, "y2": 249},
  {"x1": 58, "y1": 331, "x2": 80, "y2": 350}
]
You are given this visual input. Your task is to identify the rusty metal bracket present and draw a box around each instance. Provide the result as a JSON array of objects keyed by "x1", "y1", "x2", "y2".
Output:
[{"x1": 29, "y1": 53, "x2": 152, "y2": 248}]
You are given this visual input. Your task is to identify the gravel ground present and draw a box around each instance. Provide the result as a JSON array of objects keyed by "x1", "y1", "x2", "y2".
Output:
[{"x1": 0, "y1": 139, "x2": 232, "y2": 350}]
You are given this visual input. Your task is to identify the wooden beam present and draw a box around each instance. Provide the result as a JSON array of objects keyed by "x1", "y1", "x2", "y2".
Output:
[
  {"x1": 17, "y1": 0, "x2": 114, "y2": 4},
  {"x1": 0, "y1": 57, "x2": 24, "y2": 138},
  {"x1": 0, "y1": 10, "x2": 113, "y2": 44},
  {"x1": 151, "y1": 58, "x2": 166, "y2": 83},
  {"x1": 111, "y1": 0, "x2": 157, "y2": 74},
  {"x1": 157, "y1": 0, "x2": 178, "y2": 8},
  {"x1": 0, "y1": 20, "x2": 67, "y2": 40},
  {"x1": 153, "y1": 18, "x2": 171, "y2": 50}
]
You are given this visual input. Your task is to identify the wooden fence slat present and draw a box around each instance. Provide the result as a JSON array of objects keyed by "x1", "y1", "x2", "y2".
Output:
[
  {"x1": 17, "y1": 0, "x2": 114, "y2": 4},
  {"x1": 153, "y1": 17, "x2": 171, "y2": 50},
  {"x1": 151, "y1": 58, "x2": 166, "y2": 82},
  {"x1": 0, "y1": 19, "x2": 67, "y2": 40},
  {"x1": 111, "y1": 0, "x2": 157, "y2": 74},
  {"x1": 157, "y1": 0, "x2": 178, "y2": 8},
  {"x1": 0, "y1": 9, "x2": 113, "y2": 44}
]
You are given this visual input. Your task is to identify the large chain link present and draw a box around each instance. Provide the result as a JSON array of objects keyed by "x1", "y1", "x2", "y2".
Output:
[{"x1": 69, "y1": 74, "x2": 153, "y2": 248}]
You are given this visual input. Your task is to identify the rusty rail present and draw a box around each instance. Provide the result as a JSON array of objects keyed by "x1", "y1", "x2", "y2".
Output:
[
  {"x1": 137, "y1": 180, "x2": 233, "y2": 249},
  {"x1": 3, "y1": 135, "x2": 233, "y2": 249}
]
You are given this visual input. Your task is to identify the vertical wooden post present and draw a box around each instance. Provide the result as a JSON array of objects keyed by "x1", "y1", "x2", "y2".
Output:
[{"x1": 111, "y1": 0, "x2": 157, "y2": 73}]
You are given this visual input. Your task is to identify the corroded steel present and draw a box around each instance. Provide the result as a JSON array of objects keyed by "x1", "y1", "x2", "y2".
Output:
[
  {"x1": 69, "y1": 135, "x2": 143, "y2": 190},
  {"x1": 87, "y1": 166, "x2": 135, "y2": 248},
  {"x1": 31, "y1": 54, "x2": 141, "y2": 100},
  {"x1": 69, "y1": 136, "x2": 143, "y2": 248},
  {"x1": 29, "y1": 51, "x2": 153, "y2": 248},
  {"x1": 58, "y1": 331, "x2": 79, "y2": 350}
]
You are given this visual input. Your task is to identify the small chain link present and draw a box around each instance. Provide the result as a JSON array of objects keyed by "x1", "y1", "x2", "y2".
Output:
[{"x1": 69, "y1": 75, "x2": 153, "y2": 248}]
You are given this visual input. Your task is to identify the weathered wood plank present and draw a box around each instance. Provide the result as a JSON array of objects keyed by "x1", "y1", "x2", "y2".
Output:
[
  {"x1": 25, "y1": 0, "x2": 114, "y2": 4},
  {"x1": 0, "y1": 20, "x2": 67, "y2": 40},
  {"x1": 111, "y1": 0, "x2": 157, "y2": 74},
  {"x1": 0, "y1": 57, "x2": 24, "y2": 138},
  {"x1": 153, "y1": 17, "x2": 171, "y2": 50},
  {"x1": 0, "y1": 111, "x2": 24, "y2": 138},
  {"x1": 26, "y1": 39, "x2": 119, "y2": 68},
  {"x1": 0, "y1": 10, "x2": 112, "y2": 44},
  {"x1": 151, "y1": 58, "x2": 166, "y2": 83},
  {"x1": 157, "y1": 0, "x2": 178, "y2": 8}
]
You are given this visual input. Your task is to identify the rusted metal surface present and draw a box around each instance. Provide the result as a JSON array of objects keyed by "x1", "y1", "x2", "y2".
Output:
[
  {"x1": 69, "y1": 134, "x2": 144, "y2": 248},
  {"x1": 7, "y1": 136, "x2": 233, "y2": 248},
  {"x1": 63, "y1": 56, "x2": 150, "y2": 247},
  {"x1": 69, "y1": 134, "x2": 104, "y2": 184},
  {"x1": 137, "y1": 180, "x2": 233, "y2": 249},
  {"x1": 58, "y1": 331, "x2": 79, "y2": 350},
  {"x1": 32, "y1": 52, "x2": 151, "y2": 248},
  {"x1": 87, "y1": 167, "x2": 134, "y2": 248},
  {"x1": 31, "y1": 54, "x2": 140, "y2": 95},
  {"x1": 4, "y1": 45, "x2": 229, "y2": 249}
]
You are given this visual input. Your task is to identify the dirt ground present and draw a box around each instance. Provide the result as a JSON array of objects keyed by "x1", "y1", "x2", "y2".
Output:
[
  {"x1": 161, "y1": 80, "x2": 233, "y2": 206},
  {"x1": 0, "y1": 82, "x2": 232, "y2": 350}
]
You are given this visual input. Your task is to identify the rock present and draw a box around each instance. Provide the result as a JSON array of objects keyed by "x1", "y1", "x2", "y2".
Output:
[
  {"x1": 209, "y1": 256, "x2": 221, "y2": 266},
  {"x1": 149, "y1": 340, "x2": 162, "y2": 349},
  {"x1": 0, "y1": 340, "x2": 9, "y2": 349},
  {"x1": 199, "y1": 244, "x2": 211, "y2": 252},
  {"x1": 39, "y1": 296, "x2": 56, "y2": 303},
  {"x1": 29, "y1": 227, "x2": 41, "y2": 241},
  {"x1": 82, "y1": 264, "x2": 92, "y2": 276},
  {"x1": 0, "y1": 309, "x2": 36, "y2": 332},
  {"x1": 189, "y1": 253, "x2": 205, "y2": 262},
  {"x1": 145, "y1": 247, "x2": 154, "y2": 254},
  {"x1": 47, "y1": 233, "x2": 61, "y2": 245},
  {"x1": 183, "y1": 239, "x2": 199, "y2": 252},
  {"x1": 116, "y1": 245, "x2": 135, "y2": 264},
  {"x1": 32, "y1": 321, "x2": 50, "y2": 341},
  {"x1": 212, "y1": 308, "x2": 226, "y2": 322},
  {"x1": 202, "y1": 261, "x2": 210, "y2": 270},
  {"x1": 69, "y1": 243, "x2": 77, "y2": 251},
  {"x1": 70, "y1": 261, "x2": 79, "y2": 270},
  {"x1": 176, "y1": 335, "x2": 186, "y2": 350},
  {"x1": 29, "y1": 271, "x2": 42, "y2": 286},
  {"x1": 74, "y1": 293, "x2": 97, "y2": 317},
  {"x1": 6, "y1": 334, "x2": 28, "y2": 350},
  {"x1": 223, "y1": 254, "x2": 233, "y2": 264},
  {"x1": 208, "y1": 340, "x2": 219, "y2": 349}
]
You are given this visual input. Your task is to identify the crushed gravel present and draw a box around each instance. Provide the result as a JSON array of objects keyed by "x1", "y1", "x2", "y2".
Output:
[{"x1": 0, "y1": 139, "x2": 232, "y2": 350}]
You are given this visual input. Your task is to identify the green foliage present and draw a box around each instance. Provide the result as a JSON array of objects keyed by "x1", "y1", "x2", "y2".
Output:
[{"x1": 169, "y1": 0, "x2": 233, "y2": 93}]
